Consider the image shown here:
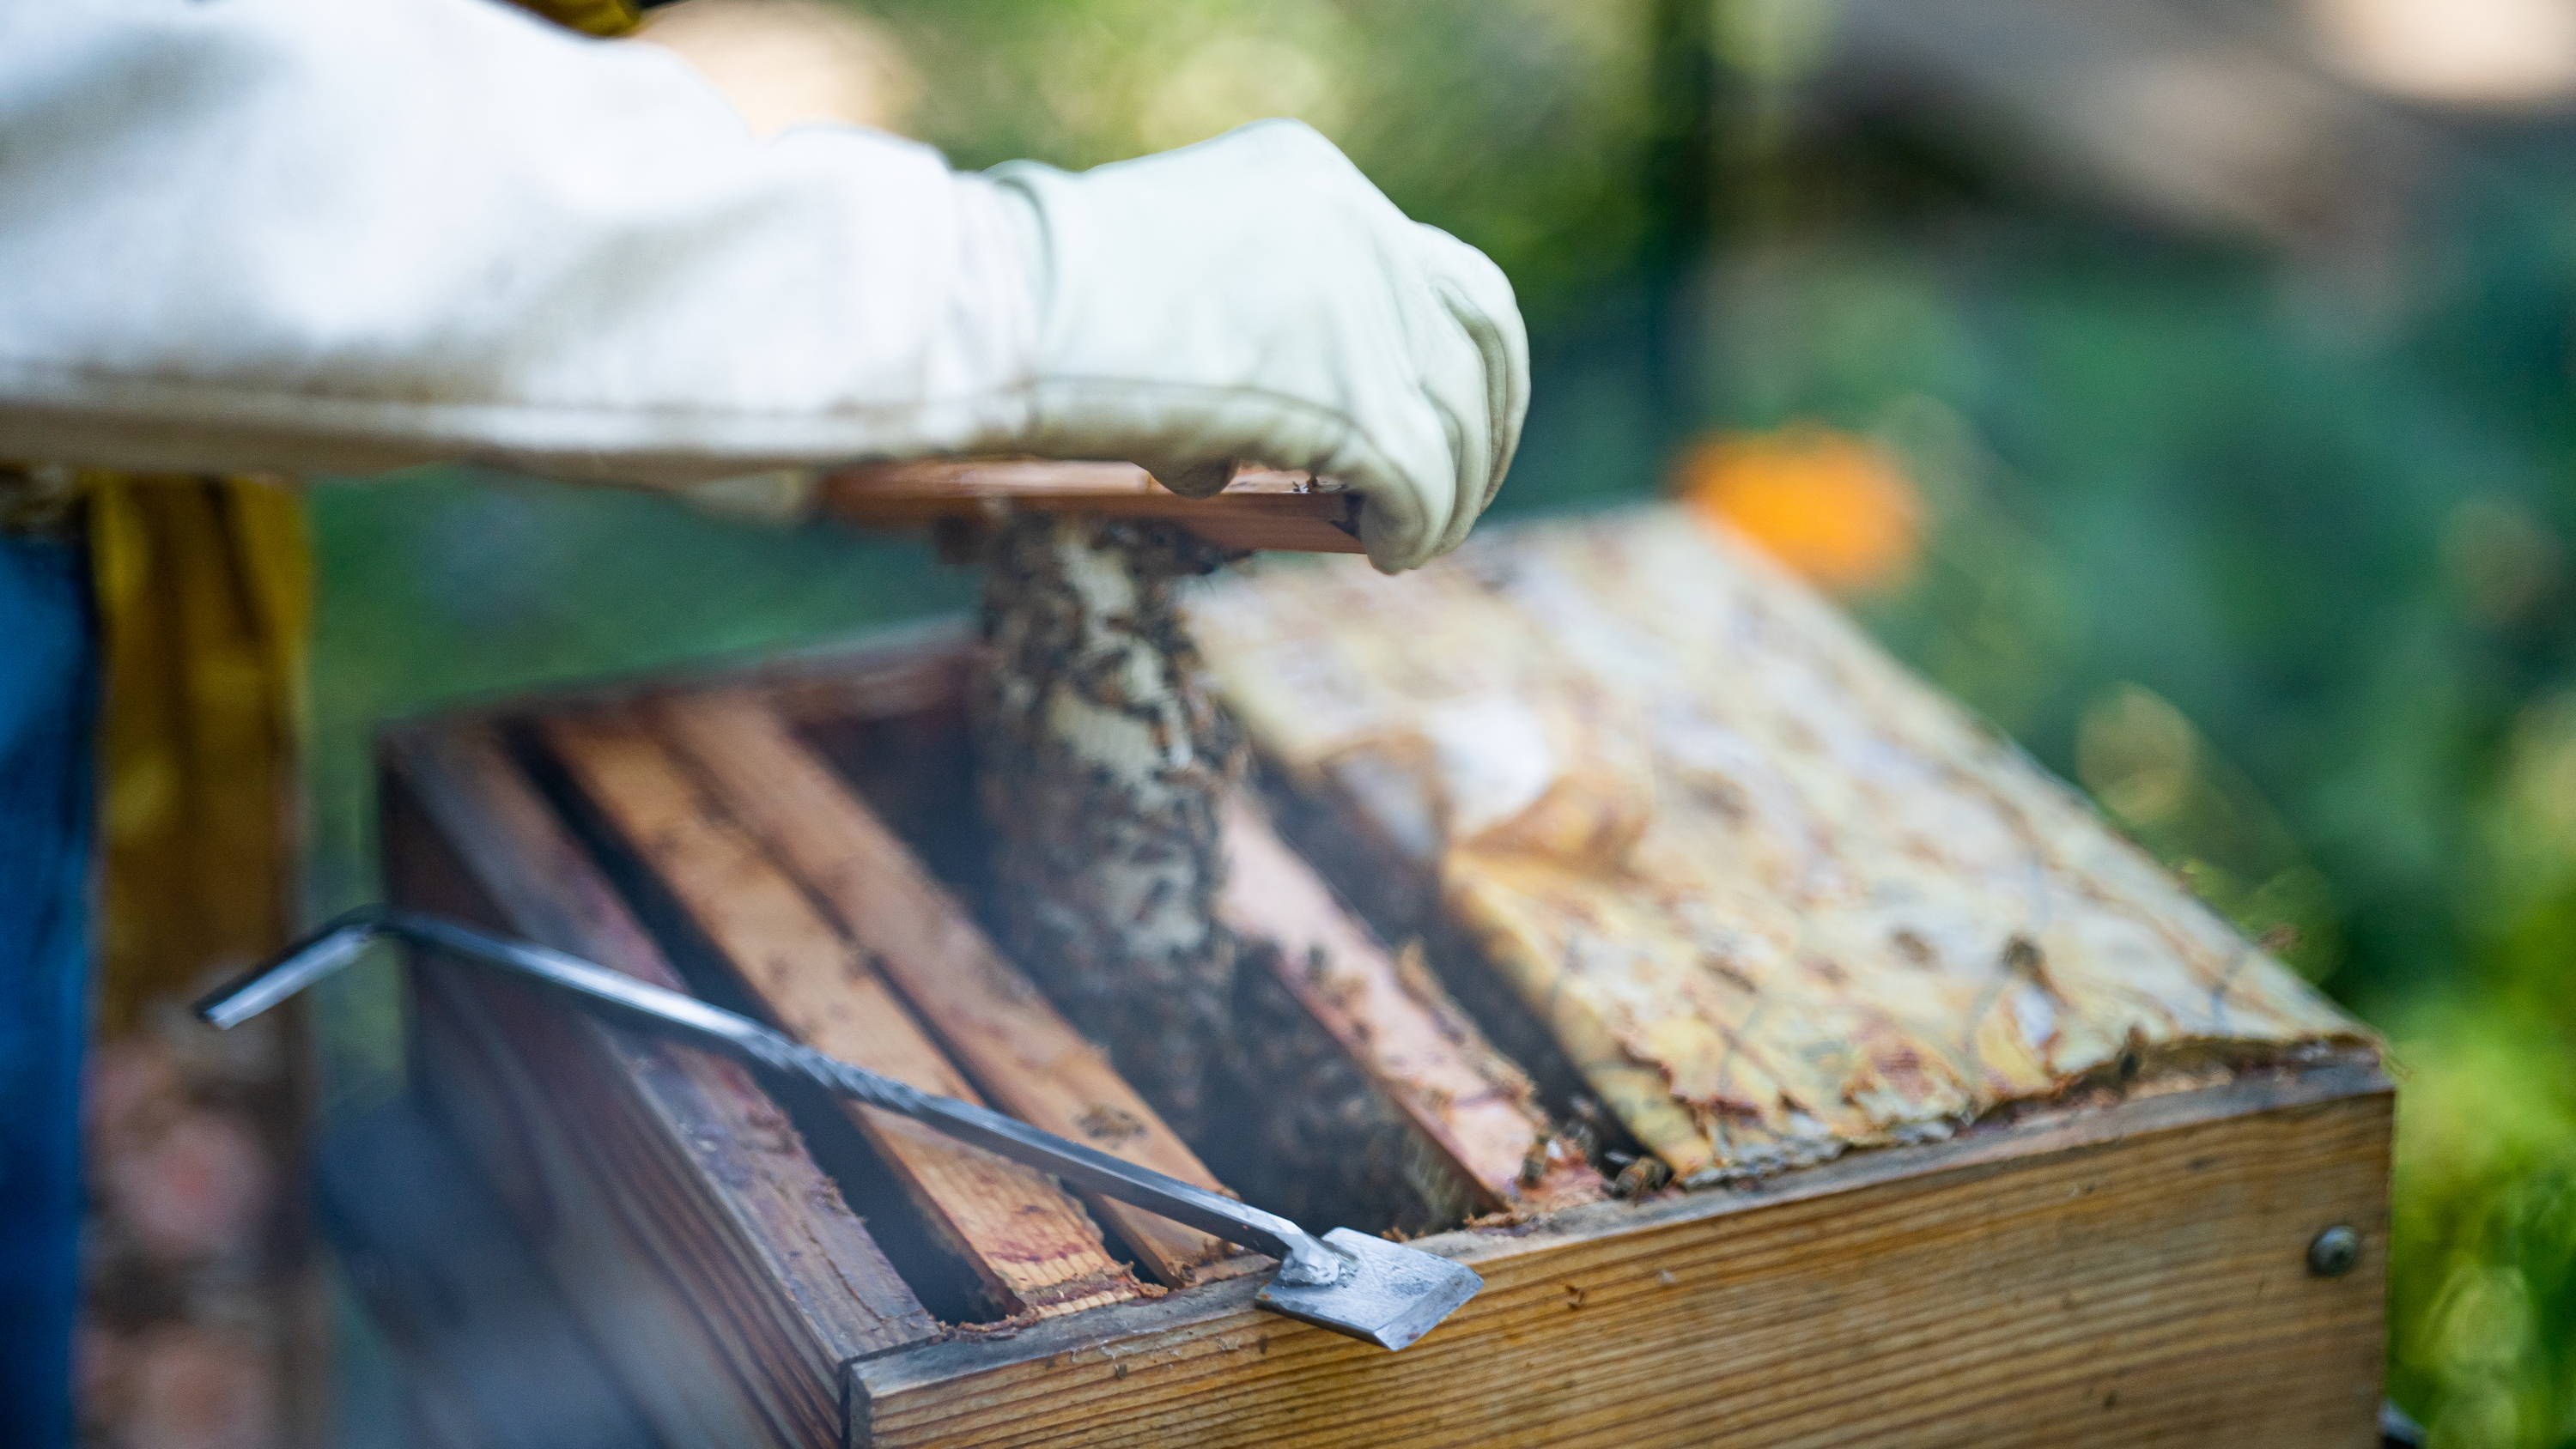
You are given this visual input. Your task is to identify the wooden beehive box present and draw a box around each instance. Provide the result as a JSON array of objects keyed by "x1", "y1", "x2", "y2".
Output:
[{"x1": 382, "y1": 506, "x2": 2391, "y2": 1448}]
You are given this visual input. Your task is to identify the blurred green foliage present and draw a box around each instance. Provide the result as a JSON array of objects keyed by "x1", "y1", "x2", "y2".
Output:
[
  {"x1": 863, "y1": 0, "x2": 1656, "y2": 329},
  {"x1": 1710, "y1": 144, "x2": 2576, "y2": 1449},
  {"x1": 306, "y1": 3, "x2": 2575, "y2": 1440}
]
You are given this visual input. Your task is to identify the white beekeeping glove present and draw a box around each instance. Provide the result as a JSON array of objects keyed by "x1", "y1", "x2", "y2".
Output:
[{"x1": 986, "y1": 121, "x2": 1529, "y2": 573}]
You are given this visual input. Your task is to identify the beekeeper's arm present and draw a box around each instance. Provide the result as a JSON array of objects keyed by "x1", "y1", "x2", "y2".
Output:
[{"x1": 0, "y1": 0, "x2": 1525, "y2": 571}]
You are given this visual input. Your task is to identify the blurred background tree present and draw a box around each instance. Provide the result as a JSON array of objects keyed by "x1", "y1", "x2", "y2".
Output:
[{"x1": 307, "y1": 0, "x2": 2576, "y2": 1440}]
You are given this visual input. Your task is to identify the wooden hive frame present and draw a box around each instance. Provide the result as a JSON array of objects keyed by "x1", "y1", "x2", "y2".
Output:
[
  {"x1": 820, "y1": 461, "x2": 1363, "y2": 556},
  {"x1": 384, "y1": 522, "x2": 2391, "y2": 1449}
]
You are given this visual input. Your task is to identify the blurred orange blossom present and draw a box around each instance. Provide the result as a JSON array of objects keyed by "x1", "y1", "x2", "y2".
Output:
[{"x1": 1673, "y1": 424, "x2": 1924, "y2": 594}]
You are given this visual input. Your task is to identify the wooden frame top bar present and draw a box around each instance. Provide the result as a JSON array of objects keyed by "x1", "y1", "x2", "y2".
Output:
[
  {"x1": 537, "y1": 709, "x2": 1146, "y2": 1319},
  {"x1": 1218, "y1": 796, "x2": 1603, "y2": 1218},
  {"x1": 653, "y1": 690, "x2": 1258, "y2": 1288},
  {"x1": 821, "y1": 461, "x2": 1364, "y2": 555}
]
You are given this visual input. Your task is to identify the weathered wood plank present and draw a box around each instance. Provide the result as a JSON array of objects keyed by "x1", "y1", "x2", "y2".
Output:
[
  {"x1": 651, "y1": 689, "x2": 1255, "y2": 1288},
  {"x1": 849, "y1": 1063, "x2": 2391, "y2": 1449},
  {"x1": 385, "y1": 726, "x2": 933, "y2": 1448},
  {"x1": 537, "y1": 710, "x2": 1144, "y2": 1319},
  {"x1": 1217, "y1": 795, "x2": 1604, "y2": 1219},
  {"x1": 822, "y1": 461, "x2": 1363, "y2": 555}
]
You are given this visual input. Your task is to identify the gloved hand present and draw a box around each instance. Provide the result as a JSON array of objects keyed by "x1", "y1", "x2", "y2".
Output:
[
  {"x1": 0, "y1": 0, "x2": 1518, "y2": 567},
  {"x1": 985, "y1": 121, "x2": 1528, "y2": 573}
]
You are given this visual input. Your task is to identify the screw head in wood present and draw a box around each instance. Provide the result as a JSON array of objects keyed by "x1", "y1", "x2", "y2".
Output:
[{"x1": 2307, "y1": 1225, "x2": 2360, "y2": 1277}]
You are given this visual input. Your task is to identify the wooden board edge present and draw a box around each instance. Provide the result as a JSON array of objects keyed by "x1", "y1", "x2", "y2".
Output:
[
  {"x1": 848, "y1": 1060, "x2": 2389, "y2": 1447},
  {"x1": 850, "y1": 1055, "x2": 2389, "y2": 1396}
]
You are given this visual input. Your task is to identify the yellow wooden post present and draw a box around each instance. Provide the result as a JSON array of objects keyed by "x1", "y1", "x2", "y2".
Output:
[{"x1": 85, "y1": 476, "x2": 310, "y2": 1028}]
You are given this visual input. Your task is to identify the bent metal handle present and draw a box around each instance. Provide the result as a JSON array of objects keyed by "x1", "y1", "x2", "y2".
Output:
[{"x1": 194, "y1": 907, "x2": 1346, "y2": 1289}]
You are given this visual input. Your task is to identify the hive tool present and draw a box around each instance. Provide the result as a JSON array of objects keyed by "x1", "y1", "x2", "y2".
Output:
[{"x1": 195, "y1": 906, "x2": 1485, "y2": 1352}]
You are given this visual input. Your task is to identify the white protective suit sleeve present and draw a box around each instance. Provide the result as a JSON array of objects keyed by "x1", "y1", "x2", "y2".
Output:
[{"x1": 0, "y1": 0, "x2": 1527, "y2": 570}]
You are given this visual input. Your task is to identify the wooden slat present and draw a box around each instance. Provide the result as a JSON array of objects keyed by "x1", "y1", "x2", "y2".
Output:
[
  {"x1": 384, "y1": 726, "x2": 933, "y2": 1447},
  {"x1": 1217, "y1": 796, "x2": 1606, "y2": 1217},
  {"x1": 821, "y1": 461, "x2": 1364, "y2": 555},
  {"x1": 848, "y1": 1064, "x2": 2392, "y2": 1449},
  {"x1": 538, "y1": 710, "x2": 1144, "y2": 1319},
  {"x1": 651, "y1": 690, "x2": 1256, "y2": 1288}
]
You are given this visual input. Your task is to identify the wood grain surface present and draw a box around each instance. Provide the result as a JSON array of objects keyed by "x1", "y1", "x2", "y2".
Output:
[
  {"x1": 849, "y1": 1063, "x2": 2391, "y2": 1449},
  {"x1": 822, "y1": 460, "x2": 1363, "y2": 555},
  {"x1": 384, "y1": 725, "x2": 933, "y2": 1447},
  {"x1": 1189, "y1": 507, "x2": 2378, "y2": 1183},
  {"x1": 651, "y1": 689, "x2": 1255, "y2": 1288},
  {"x1": 1218, "y1": 795, "x2": 1603, "y2": 1217},
  {"x1": 537, "y1": 710, "x2": 1143, "y2": 1319},
  {"x1": 381, "y1": 503, "x2": 2396, "y2": 1447}
]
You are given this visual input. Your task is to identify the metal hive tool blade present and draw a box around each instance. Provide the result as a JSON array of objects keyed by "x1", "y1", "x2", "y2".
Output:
[{"x1": 1253, "y1": 1228, "x2": 1484, "y2": 1351}]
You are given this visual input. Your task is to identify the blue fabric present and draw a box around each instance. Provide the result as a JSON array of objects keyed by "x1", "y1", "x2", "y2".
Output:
[{"x1": 0, "y1": 533, "x2": 94, "y2": 1449}]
